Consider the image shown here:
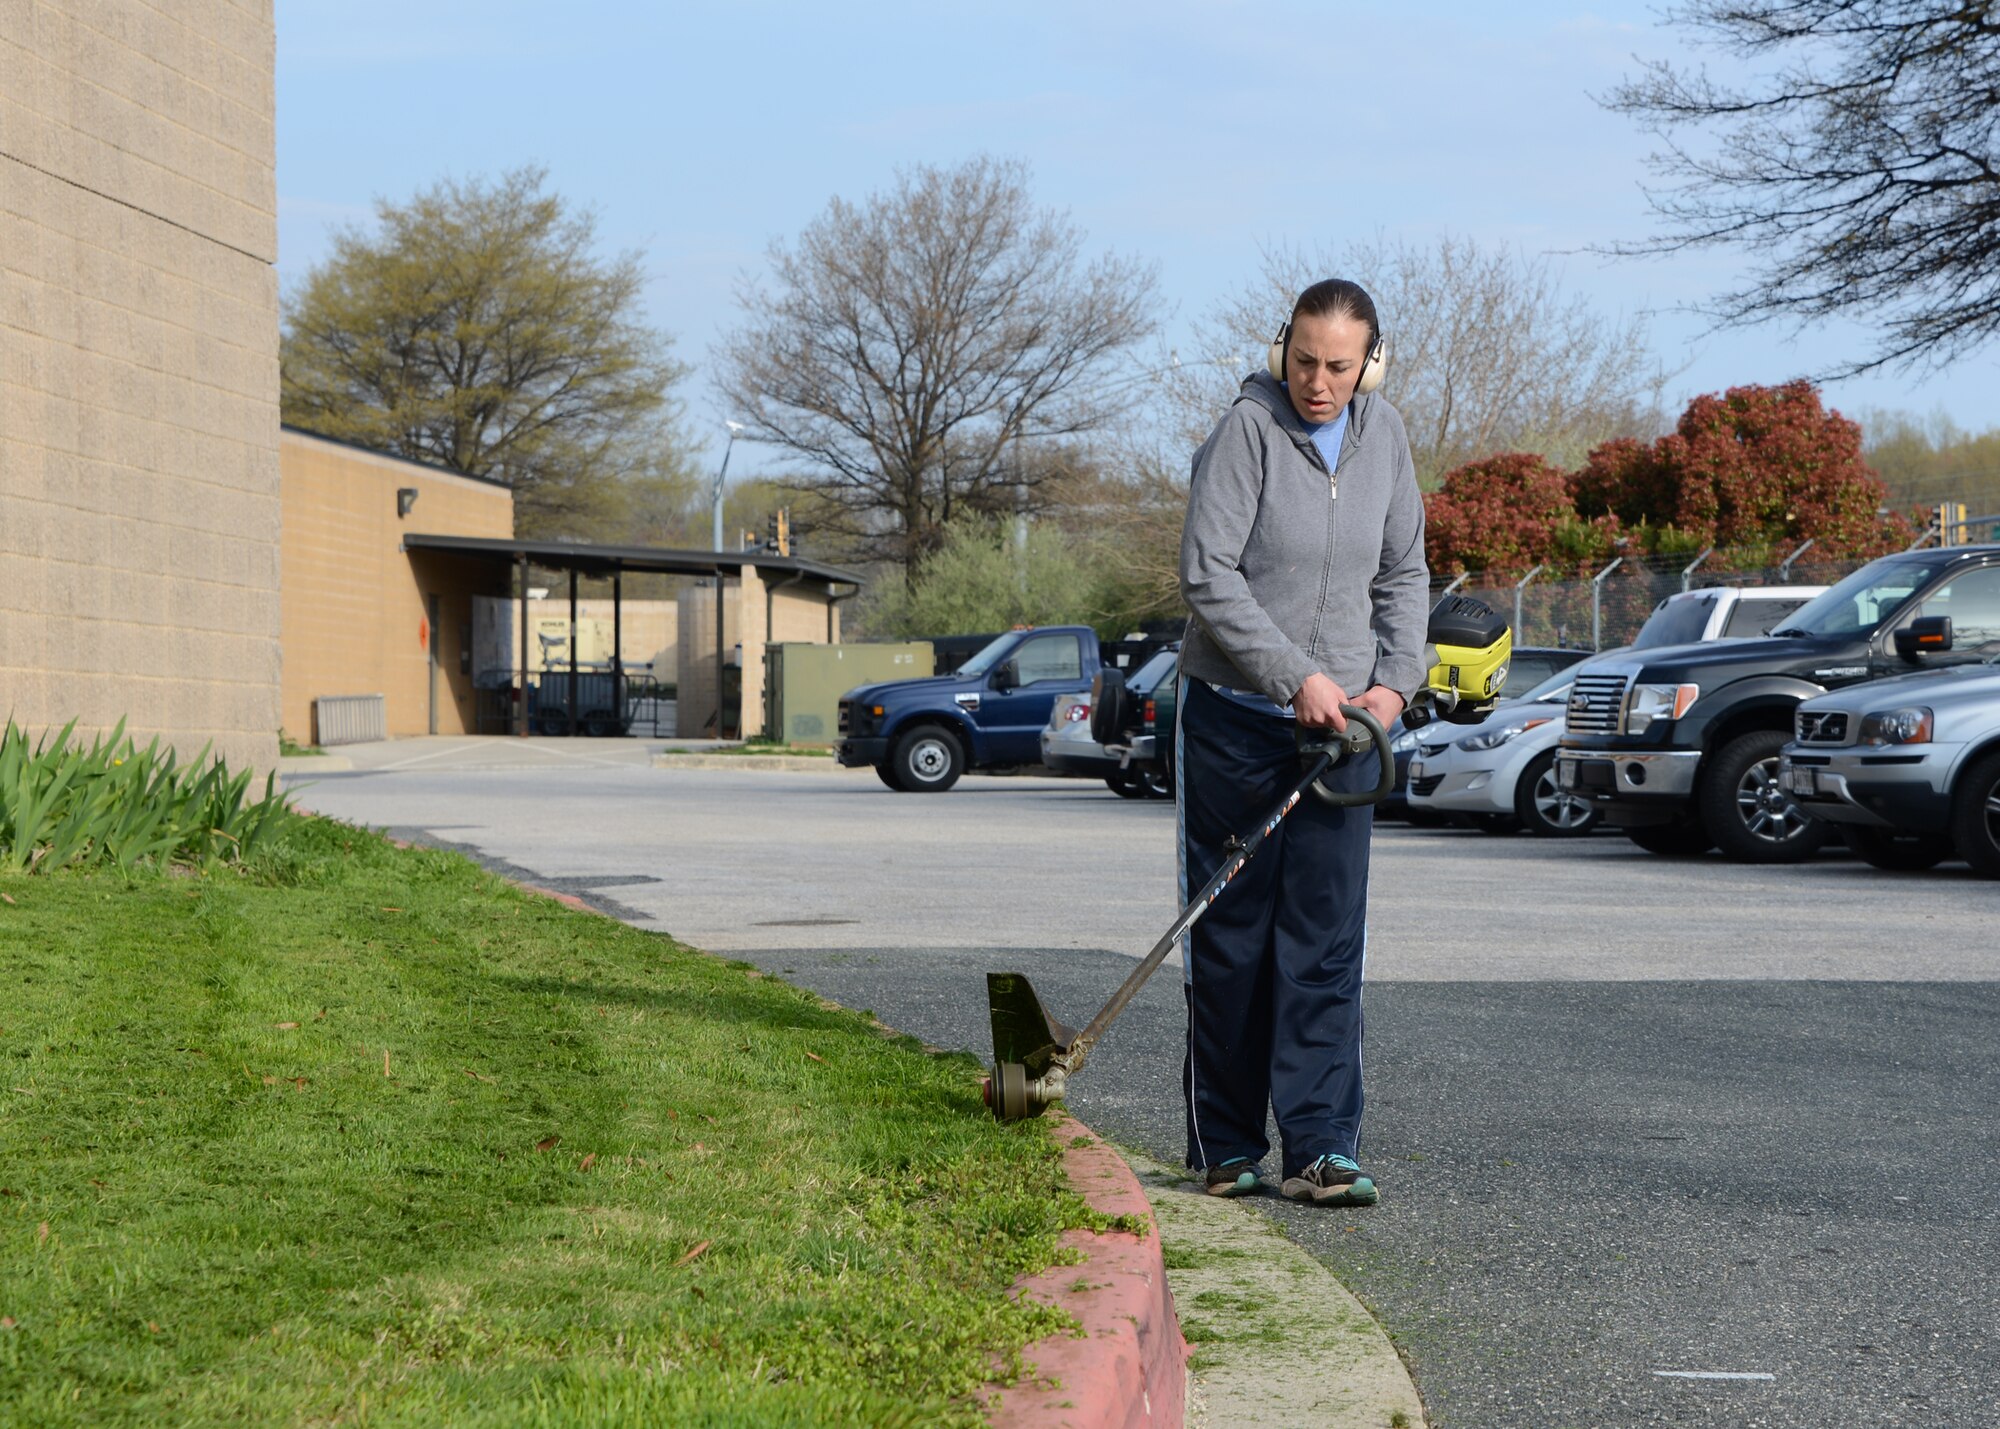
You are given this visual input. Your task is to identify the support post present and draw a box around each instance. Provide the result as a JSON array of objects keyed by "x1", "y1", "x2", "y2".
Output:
[
  {"x1": 567, "y1": 568, "x2": 579, "y2": 735},
  {"x1": 714, "y1": 566, "x2": 728, "y2": 739},
  {"x1": 1680, "y1": 546, "x2": 1713, "y2": 593},
  {"x1": 612, "y1": 567, "x2": 624, "y2": 733},
  {"x1": 1512, "y1": 564, "x2": 1544, "y2": 643},
  {"x1": 1591, "y1": 556, "x2": 1624, "y2": 650},
  {"x1": 1777, "y1": 539, "x2": 1815, "y2": 583},
  {"x1": 515, "y1": 553, "x2": 529, "y2": 737},
  {"x1": 1440, "y1": 572, "x2": 1469, "y2": 598}
]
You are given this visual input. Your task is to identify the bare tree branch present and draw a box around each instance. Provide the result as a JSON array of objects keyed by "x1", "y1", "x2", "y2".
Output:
[
  {"x1": 1166, "y1": 234, "x2": 1664, "y2": 488},
  {"x1": 715, "y1": 157, "x2": 1159, "y2": 576},
  {"x1": 1599, "y1": 0, "x2": 2000, "y2": 376}
]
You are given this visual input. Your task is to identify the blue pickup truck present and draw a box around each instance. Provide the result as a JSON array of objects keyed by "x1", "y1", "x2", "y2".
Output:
[{"x1": 837, "y1": 625, "x2": 1111, "y2": 791}]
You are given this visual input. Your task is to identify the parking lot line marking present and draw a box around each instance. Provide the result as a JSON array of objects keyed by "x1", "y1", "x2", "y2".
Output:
[{"x1": 1652, "y1": 1370, "x2": 1776, "y2": 1381}]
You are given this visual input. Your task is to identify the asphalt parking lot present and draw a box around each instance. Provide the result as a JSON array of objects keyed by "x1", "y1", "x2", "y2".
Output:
[{"x1": 290, "y1": 750, "x2": 2000, "y2": 1428}]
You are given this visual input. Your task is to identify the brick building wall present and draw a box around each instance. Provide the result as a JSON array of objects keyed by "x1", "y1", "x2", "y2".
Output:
[
  {"x1": 278, "y1": 429, "x2": 514, "y2": 741},
  {"x1": 0, "y1": 1, "x2": 279, "y2": 770}
]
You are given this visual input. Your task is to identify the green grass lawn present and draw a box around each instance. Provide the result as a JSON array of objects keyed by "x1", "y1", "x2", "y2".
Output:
[{"x1": 0, "y1": 819, "x2": 1092, "y2": 1426}]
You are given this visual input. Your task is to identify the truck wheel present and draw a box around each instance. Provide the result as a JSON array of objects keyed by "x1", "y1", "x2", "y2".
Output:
[
  {"x1": 892, "y1": 724, "x2": 964, "y2": 793},
  {"x1": 1847, "y1": 826, "x2": 1953, "y2": 872},
  {"x1": 1106, "y1": 772, "x2": 1147, "y2": 799},
  {"x1": 1949, "y1": 749, "x2": 2000, "y2": 878},
  {"x1": 1516, "y1": 750, "x2": 1601, "y2": 837},
  {"x1": 1698, "y1": 729, "x2": 1828, "y2": 863},
  {"x1": 875, "y1": 763, "x2": 905, "y2": 791},
  {"x1": 1625, "y1": 816, "x2": 1713, "y2": 857}
]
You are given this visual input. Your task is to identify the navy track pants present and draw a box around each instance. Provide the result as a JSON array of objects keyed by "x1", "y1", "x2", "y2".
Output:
[{"x1": 1175, "y1": 677, "x2": 1373, "y2": 1178}]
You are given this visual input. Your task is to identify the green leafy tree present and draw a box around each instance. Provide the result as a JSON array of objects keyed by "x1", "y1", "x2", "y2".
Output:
[
  {"x1": 281, "y1": 167, "x2": 691, "y2": 539},
  {"x1": 859, "y1": 521, "x2": 1115, "y2": 639}
]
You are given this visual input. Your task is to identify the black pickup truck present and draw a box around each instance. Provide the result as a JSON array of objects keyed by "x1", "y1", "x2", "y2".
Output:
[{"x1": 1555, "y1": 545, "x2": 2000, "y2": 861}]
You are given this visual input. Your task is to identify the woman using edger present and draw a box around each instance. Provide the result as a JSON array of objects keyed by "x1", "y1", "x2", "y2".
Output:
[{"x1": 1176, "y1": 278, "x2": 1429, "y2": 1205}]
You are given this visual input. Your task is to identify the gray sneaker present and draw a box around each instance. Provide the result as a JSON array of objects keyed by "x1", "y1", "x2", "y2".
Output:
[
  {"x1": 1281, "y1": 1153, "x2": 1377, "y2": 1206},
  {"x1": 1204, "y1": 1157, "x2": 1263, "y2": 1197}
]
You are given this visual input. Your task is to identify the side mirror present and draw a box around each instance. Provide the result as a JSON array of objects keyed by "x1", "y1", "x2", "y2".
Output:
[
  {"x1": 991, "y1": 662, "x2": 1018, "y2": 693},
  {"x1": 1893, "y1": 615, "x2": 1953, "y2": 658}
]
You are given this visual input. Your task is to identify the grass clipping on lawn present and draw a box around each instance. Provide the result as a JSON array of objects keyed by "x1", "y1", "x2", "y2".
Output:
[{"x1": 0, "y1": 818, "x2": 1099, "y2": 1426}]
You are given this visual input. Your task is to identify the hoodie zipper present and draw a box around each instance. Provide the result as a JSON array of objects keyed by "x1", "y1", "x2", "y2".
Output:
[
  {"x1": 1303, "y1": 416, "x2": 1364, "y2": 660},
  {"x1": 1302, "y1": 433, "x2": 1337, "y2": 658}
]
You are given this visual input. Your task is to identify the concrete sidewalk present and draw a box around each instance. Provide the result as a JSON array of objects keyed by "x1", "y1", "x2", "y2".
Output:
[
  {"x1": 1119, "y1": 1148, "x2": 1427, "y2": 1429},
  {"x1": 279, "y1": 733, "x2": 725, "y2": 777}
]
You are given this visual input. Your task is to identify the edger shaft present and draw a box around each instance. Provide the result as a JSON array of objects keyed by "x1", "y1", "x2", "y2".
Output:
[{"x1": 982, "y1": 706, "x2": 1391, "y2": 1120}]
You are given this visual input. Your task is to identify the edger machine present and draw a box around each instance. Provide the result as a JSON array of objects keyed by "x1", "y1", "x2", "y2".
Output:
[{"x1": 981, "y1": 594, "x2": 1511, "y2": 1121}]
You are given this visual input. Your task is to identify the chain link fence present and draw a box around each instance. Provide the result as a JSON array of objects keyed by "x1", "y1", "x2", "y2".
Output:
[{"x1": 1430, "y1": 553, "x2": 1877, "y2": 652}]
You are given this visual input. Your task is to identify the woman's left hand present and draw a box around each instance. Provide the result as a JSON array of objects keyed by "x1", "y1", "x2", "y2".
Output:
[{"x1": 1352, "y1": 685, "x2": 1406, "y2": 728}]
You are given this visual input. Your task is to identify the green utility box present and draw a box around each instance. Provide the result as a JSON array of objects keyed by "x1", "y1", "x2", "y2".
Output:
[{"x1": 764, "y1": 643, "x2": 935, "y2": 746}]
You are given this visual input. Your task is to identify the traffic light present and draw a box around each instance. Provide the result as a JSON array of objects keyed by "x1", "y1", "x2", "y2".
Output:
[
  {"x1": 1935, "y1": 501, "x2": 1968, "y2": 545},
  {"x1": 765, "y1": 508, "x2": 791, "y2": 556}
]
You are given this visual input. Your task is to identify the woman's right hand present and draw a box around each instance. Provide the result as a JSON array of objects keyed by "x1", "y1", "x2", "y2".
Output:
[{"x1": 1290, "y1": 673, "x2": 1350, "y2": 731}]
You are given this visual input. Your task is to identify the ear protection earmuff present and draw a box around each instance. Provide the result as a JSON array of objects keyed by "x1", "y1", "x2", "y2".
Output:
[{"x1": 1267, "y1": 320, "x2": 1388, "y2": 396}]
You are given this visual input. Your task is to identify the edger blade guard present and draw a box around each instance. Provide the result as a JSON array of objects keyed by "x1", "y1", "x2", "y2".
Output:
[{"x1": 983, "y1": 972, "x2": 1076, "y2": 1121}]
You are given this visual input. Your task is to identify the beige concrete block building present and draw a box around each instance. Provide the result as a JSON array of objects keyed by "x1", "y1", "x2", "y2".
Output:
[
  {"x1": 1, "y1": 1, "x2": 280, "y2": 770},
  {"x1": 279, "y1": 428, "x2": 513, "y2": 741}
]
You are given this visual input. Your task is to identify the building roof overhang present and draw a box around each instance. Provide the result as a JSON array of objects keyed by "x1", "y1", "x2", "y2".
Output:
[{"x1": 400, "y1": 533, "x2": 865, "y2": 588}]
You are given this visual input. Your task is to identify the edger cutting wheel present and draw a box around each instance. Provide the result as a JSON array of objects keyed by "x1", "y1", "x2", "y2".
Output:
[{"x1": 992, "y1": 1061, "x2": 1032, "y2": 1122}]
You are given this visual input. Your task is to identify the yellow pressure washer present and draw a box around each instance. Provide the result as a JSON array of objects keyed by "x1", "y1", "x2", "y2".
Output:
[{"x1": 981, "y1": 594, "x2": 1513, "y2": 1121}]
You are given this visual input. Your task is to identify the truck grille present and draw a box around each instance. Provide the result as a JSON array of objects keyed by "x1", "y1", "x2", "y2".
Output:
[
  {"x1": 1410, "y1": 774, "x2": 1445, "y2": 797},
  {"x1": 1795, "y1": 710, "x2": 1849, "y2": 745},
  {"x1": 1566, "y1": 673, "x2": 1631, "y2": 734}
]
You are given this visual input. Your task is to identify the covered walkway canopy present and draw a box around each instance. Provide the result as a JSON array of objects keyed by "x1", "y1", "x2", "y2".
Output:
[{"x1": 400, "y1": 533, "x2": 866, "y2": 737}]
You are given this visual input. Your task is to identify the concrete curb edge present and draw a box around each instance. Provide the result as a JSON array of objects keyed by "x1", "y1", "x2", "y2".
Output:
[
  {"x1": 650, "y1": 753, "x2": 852, "y2": 772},
  {"x1": 988, "y1": 1114, "x2": 1189, "y2": 1429}
]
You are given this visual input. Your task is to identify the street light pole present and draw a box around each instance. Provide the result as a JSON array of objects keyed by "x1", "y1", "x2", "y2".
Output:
[{"x1": 712, "y1": 420, "x2": 745, "y2": 553}]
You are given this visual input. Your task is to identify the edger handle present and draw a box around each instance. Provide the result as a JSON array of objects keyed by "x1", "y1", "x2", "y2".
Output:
[{"x1": 1296, "y1": 705, "x2": 1394, "y2": 807}]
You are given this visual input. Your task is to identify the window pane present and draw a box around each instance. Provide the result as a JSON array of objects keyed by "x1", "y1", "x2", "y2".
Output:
[
  {"x1": 1913, "y1": 565, "x2": 2000, "y2": 651},
  {"x1": 1015, "y1": 634, "x2": 1082, "y2": 683},
  {"x1": 1633, "y1": 594, "x2": 1717, "y2": 649},
  {"x1": 1723, "y1": 598, "x2": 1806, "y2": 638}
]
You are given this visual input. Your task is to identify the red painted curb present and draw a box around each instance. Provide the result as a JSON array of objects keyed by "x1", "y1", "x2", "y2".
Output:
[
  {"x1": 511, "y1": 881, "x2": 592, "y2": 912},
  {"x1": 989, "y1": 1114, "x2": 1188, "y2": 1429}
]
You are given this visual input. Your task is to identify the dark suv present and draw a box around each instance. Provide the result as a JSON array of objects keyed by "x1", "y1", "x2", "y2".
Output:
[{"x1": 1555, "y1": 546, "x2": 2000, "y2": 861}]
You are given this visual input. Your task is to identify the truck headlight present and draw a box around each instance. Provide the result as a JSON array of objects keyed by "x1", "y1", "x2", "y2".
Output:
[
  {"x1": 1460, "y1": 717, "x2": 1550, "y2": 752},
  {"x1": 1624, "y1": 683, "x2": 1699, "y2": 734},
  {"x1": 1858, "y1": 706, "x2": 1932, "y2": 745},
  {"x1": 1391, "y1": 730, "x2": 1420, "y2": 754}
]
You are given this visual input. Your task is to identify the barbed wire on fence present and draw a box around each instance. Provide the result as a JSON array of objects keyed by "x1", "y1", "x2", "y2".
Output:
[{"x1": 1427, "y1": 551, "x2": 1873, "y2": 651}]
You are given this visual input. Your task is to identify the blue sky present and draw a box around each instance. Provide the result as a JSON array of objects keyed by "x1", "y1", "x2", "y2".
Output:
[{"x1": 276, "y1": 2, "x2": 1998, "y2": 468}]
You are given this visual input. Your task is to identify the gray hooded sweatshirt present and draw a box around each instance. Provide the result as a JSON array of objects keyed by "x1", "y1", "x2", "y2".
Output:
[{"x1": 1179, "y1": 372, "x2": 1430, "y2": 707}]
